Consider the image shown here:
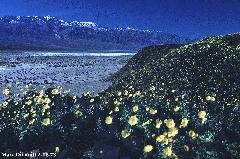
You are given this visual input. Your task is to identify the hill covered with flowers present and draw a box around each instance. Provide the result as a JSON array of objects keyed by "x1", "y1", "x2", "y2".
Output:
[{"x1": 1, "y1": 34, "x2": 240, "y2": 158}]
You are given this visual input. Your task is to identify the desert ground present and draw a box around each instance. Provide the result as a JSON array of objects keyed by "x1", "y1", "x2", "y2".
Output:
[{"x1": 0, "y1": 51, "x2": 134, "y2": 101}]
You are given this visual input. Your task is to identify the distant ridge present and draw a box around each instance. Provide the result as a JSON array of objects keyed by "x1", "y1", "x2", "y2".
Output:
[{"x1": 0, "y1": 16, "x2": 193, "y2": 51}]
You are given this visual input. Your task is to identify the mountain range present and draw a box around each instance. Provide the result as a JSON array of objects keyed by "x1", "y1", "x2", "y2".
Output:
[{"x1": 0, "y1": 16, "x2": 192, "y2": 51}]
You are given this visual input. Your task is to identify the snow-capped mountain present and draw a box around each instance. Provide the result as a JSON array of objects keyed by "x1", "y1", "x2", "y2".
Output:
[{"x1": 0, "y1": 16, "x2": 192, "y2": 51}]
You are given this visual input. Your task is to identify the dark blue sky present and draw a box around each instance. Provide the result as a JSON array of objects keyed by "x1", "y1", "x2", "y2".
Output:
[{"x1": 0, "y1": 0, "x2": 240, "y2": 38}]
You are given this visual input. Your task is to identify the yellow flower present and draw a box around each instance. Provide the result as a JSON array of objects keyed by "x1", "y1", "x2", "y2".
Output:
[
  {"x1": 43, "y1": 104, "x2": 50, "y2": 110},
  {"x1": 24, "y1": 113, "x2": 29, "y2": 119},
  {"x1": 175, "y1": 97, "x2": 179, "y2": 101},
  {"x1": 206, "y1": 95, "x2": 215, "y2": 102},
  {"x1": 163, "y1": 146, "x2": 172, "y2": 157},
  {"x1": 105, "y1": 116, "x2": 113, "y2": 125},
  {"x1": 114, "y1": 107, "x2": 119, "y2": 112},
  {"x1": 75, "y1": 110, "x2": 83, "y2": 117},
  {"x1": 142, "y1": 120, "x2": 151, "y2": 126},
  {"x1": 25, "y1": 100, "x2": 32, "y2": 105},
  {"x1": 206, "y1": 96, "x2": 211, "y2": 101},
  {"x1": 128, "y1": 115, "x2": 138, "y2": 126},
  {"x1": 132, "y1": 105, "x2": 139, "y2": 112},
  {"x1": 143, "y1": 145, "x2": 153, "y2": 153},
  {"x1": 150, "y1": 86, "x2": 156, "y2": 91},
  {"x1": 51, "y1": 88, "x2": 60, "y2": 95},
  {"x1": 3, "y1": 89, "x2": 10, "y2": 95},
  {"x1": 149, "y1": 108, "x2": 157, "y2": 115},
  {"x1": 155, "y1": 119, "x2": 162, "y2": 129},
  {"x1": 42, "y1": 118, "x2": 51, "y2": 126},
  {"x1": 121, "y1": 130, "x2": 130, "y2": 138},
  {"x1": 135, "y1": 91, "x2": 141, "y2": 96},
  {"x1": 163, "y1": 138, "x2": 169, "y2": 145},
  {"x1": 29, "y1": 118, "x2": 36, "y2": 125},
  {"x1": 156, "y1": 134, "x2": 165, "y2": 142},
  {"x1": 43, "y1": 98, "x2": 51, "y2": 104},
  {"x1": 174, "y1": 106, "x2": 180, "y2": 112},
  {"x1": 1, "y1": 101, "x2": 8, "y2": 108},
  {"x1": 198, "y1": 111, "x2": 206, "y2": 119},
  {"x1": 168, "y1": 127, "x2": 178, "y2": 137},
  {"x1": 117, "y1": 91, "x2": 122, "y2": 96},
  {"x1": 189, "y1": 130, "x2": 198, "y2": 140},
  {"x1": 164, "y1": 119, "x2": 175, "y2": 129},
  {"x1": 179, "y1": 118, "x2": 189, "y2": 128}
]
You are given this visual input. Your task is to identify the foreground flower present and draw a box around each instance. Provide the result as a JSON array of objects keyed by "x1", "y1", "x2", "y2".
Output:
[
  {"x1": 25, "y1": 100, "x2": 32, "y2": 106},
  {"x1": 179, "y1": 118, "x2": 189, "y2": 128},
  {"x1": 105, "y1": 116, "x2": 113, "y2": 125},
  {"x1": 156, "y1": 134, "x2": 165, "y2": 142},
  {"x1": 121, "y1": 129, "x2": 130, "y2": 138},
  {"x1": 143, "y1": 145, "x2": 153, "y2": 153},
  {"x1": 198, "y1": 111, "x2": 207, "y2": 119},
  {"x1": 29, "y1": 118, "x2": 36, "y2": 125},
  {"x1": 42, "y1": 118, "x2": 51, "y2": 126},
  {"x1": 163, "y1": 146, "x2": 172, "y2": 157},
  {"x1": 189, "y1": 130, "x2": 198, "y2": 140},
  {"x1": 174, "y1": 106, "x2": 180, "y2": 112},
  {"x1": 128, "y1": 115, "x2": 138, "y2": 126},
  {"x1": 149, "y1": 108, "x2": 157, "y2": 115},
  {"x1": 164, "y1": 119, "x2": 175, "y2": 129},
  {"x1": 156, "y1": 119, "x2": 162, "y2": 128},
  {"x1": 1, "y1": 101, "x2": 8, "y2": 108},
  {"x1": 206, "y1": 95, "x2": 215, "y2": 102},
  {"x1": 168, "y1": 127, "x2": 178, "y2": 137},
  {"x1": 132, "y1": 105, "x2": 139, "y2": 112}
]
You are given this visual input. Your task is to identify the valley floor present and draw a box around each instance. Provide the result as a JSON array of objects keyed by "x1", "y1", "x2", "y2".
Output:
[{"x1": 0, "y1": 52, "x2": 133, "y2": 101}]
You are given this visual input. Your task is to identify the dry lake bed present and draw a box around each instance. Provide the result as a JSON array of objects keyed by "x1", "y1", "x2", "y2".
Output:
[{"x1": 0, "y1": 51, "x2": 134, "y2": 101}]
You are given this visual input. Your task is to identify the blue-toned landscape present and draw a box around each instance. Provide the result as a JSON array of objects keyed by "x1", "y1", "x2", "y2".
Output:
[{"x1": 0, "y1": 1, "x2": 240, "y2": 159}]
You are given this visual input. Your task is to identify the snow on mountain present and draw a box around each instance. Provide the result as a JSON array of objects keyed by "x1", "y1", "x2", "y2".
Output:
[{"x1": 0, "y1": 16, "x2": 193, "y2": 51}]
